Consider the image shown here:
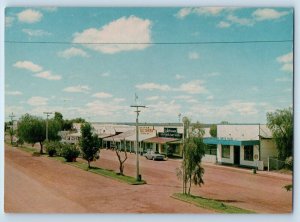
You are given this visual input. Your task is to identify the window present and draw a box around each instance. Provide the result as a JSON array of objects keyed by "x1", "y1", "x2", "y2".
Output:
[
  {"x1": 244, "y1": 145, "x2": 254, "y2": 161},
  {"x1": 222, "y1": 145, "x2": 230, "y2": 158}
]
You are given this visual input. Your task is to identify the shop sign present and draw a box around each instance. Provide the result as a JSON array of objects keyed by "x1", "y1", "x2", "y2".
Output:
[
  {"x1": 139, "y1": 126, "x2": 155, "y2": 135},
  {"x1": 158, "y1": 127, "x2": 182, "y2": 139}
]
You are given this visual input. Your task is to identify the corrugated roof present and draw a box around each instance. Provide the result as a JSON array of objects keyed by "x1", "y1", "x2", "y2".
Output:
[
  {"x1": 103, "y1": 130, "x2": 135, "y2": 142},
  {"x1": 143, "y1": 137, "x2": 180, "y2": 144}
]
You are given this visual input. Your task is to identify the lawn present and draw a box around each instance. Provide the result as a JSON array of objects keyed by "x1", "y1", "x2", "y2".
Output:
[
  {"x1": 14, "y1": 143, "x2": 146, "y2": 185},
  {"x1": 172, "y1": 193, "x2": 255, "y2": 214}
]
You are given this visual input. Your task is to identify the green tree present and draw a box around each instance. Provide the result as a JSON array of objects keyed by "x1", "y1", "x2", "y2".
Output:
[
  {"x1": 79, "y1": 122, "x2": 100, "y2": 168},
  {"x1": 209, "y1": 124, "x2": 217, "y2": 137},
  {"x1": 267, "y1": 107, "x2": 293, "y2": 160},
  {"x1": 17, "y1": 114, "x2": 61, "y2": 154},
  {"x1": 53, "y1": 112, "x2": 64, "y2": 130},
  {"x1": 17, "y1": 114, "x2": 46, "y2": 153},
  {"x1": 178, "y1": 117, "x2": 205, "y2": 195}
]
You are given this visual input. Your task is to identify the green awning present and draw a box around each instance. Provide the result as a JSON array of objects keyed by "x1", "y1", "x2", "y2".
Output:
[{"x1": 203, "y1": 137, "x2": 259, "y2": 146}]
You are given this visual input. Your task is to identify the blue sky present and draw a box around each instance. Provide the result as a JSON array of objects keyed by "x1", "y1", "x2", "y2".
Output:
[{"x1": 5, "y1": 7, "x2": 293, "y2": 123}]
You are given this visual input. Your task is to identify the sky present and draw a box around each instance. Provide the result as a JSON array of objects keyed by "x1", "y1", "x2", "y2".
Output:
[{"x1": 4, "y1": 7, "x2": 294, "y2": 123}]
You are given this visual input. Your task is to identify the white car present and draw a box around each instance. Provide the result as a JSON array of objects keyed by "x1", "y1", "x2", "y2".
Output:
[{"x1": 144, "y1": 150, "x2": 165, "y2": 161}]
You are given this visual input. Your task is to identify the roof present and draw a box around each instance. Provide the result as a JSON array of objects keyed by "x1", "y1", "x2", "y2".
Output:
[
  {"x1": 203, "y1": 137, "x2": 260, "y2": 146},
  {"x1": 143, "y1": 137, "x2": 180, "y2": 144},
  {"x1": 103, "y1": 130, "x2": 135, "y2": 142},
  {"x1": 125, "y1": 134, "x2": 156, "y2": 142}
]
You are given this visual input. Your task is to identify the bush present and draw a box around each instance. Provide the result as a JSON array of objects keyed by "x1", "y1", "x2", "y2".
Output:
[
  {"x1": 16, "y1": 138, "x2": 24, "y2": 147},
  {"x1": 285, "y1": 156, "x2": 293, "y2": 170},
  {"x1": 61, "y1": 143, "x2": 80, "y2": 162},
  {"x1": 45, "y1": 141, "x2": 60, "y2": 157}
]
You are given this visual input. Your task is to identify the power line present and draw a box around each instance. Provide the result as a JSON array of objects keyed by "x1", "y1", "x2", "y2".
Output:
[{"x1": 4, "y1": 39, "x2": 293, "y2": 45}]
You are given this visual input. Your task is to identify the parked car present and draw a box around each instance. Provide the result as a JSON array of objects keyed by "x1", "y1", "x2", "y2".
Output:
[{"x1": 144, "y1": 150, "x2": 165, "y2": 161}]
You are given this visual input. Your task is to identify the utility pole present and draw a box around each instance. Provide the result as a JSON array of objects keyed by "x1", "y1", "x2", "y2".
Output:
[
  {"x1": 9, "y1": 112, "x2": 16, "y2": 144},
  {"x1": 43, "y1": 112, "x2": 52, "y2": 141},
  {"x1": 130, "y1": 94, "x2": 146, "y2": 181}
]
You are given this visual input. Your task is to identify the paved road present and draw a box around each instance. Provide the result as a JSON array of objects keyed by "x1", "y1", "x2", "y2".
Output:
[{"x1": 5, "y1": 145, "x2": 292, "y2": 213}]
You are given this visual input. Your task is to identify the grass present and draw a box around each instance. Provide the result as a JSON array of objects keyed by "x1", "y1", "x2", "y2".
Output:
[
  {"x1": 172, "y1": 193, "x2": 255, "y2": 214},
  {"x1": 68, "y1": 161, "x2": 146, "y2": 185},
  {"x1": 13, "y1": 143, "x2": 146, "y2": 185}
]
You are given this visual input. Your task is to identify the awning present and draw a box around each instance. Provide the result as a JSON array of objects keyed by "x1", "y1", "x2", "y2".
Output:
[
  {"x1": 203, "y1": 137, "x2": 260, "y2": 146},
  {"x1": 143, "y1": 137, "x2": 180, "y2": 144},
  {"x1": 103, "y1": 130, "x2": 135, "y2": 142}
]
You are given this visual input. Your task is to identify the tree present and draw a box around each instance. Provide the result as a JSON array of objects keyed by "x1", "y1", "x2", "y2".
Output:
[
  {"x1": 17, "y1": 114, "x2": 46, "y2": 154},
  {"x1": 79, "y1": 122, "x2": 100, "y2": 168},
  {"x1": 267, "y1": 107, "x2": 293, "y2": 160},
  {"x1": 178, "y1": 117, "x2": 205, "y2": 195},
  {"x1": 209, "y1": 124, "x2": 217, "y2": 137},
  {"x1": 112, "y1": 139, "x2": 128, "y2": 175},
  {"x1": 17, "y1": 114, "x2": 61, "y2": 154},
  {"x1": 53, "y1": 112, "x2": 64, "y2": 130}
]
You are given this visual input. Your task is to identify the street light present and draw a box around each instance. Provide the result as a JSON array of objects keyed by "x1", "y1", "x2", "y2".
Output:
[
  {"x1": 43, "y1": 112, "x2": 53, "y2": 141},
  {"x1": 130, "y1": 102, "x2": 146, "y2": 181}
]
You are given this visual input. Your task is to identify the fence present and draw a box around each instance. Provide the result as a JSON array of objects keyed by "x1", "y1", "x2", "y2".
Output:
[{"x1": 268, "y1": 156, "x2": 285, "y2": 171}]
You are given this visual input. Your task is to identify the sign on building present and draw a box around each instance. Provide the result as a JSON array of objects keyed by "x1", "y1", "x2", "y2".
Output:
[
  {"x1": 158, "y1": 127, "x2": 182, "y2": 139},
  {"x1": 139, "y1": 126, "x2": 155, "y2": 135}
]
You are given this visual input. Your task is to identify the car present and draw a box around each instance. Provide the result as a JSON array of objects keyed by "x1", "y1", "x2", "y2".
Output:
[{"x1": 144, "y1": 150, "x2": 165, "y2": 161}]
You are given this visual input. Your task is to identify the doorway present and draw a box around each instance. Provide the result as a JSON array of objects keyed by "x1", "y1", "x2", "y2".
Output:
[{"x1": 234, "y1": 146, "x2": 240, "y2": 165}]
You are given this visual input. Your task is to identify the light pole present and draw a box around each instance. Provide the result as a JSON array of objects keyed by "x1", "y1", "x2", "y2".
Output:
[
  {"x1": 43, "y1": 112, "x2": 52, "y2": 141},
  {"x1": 130, "y1": 103, "x2": 146, "y2": 181}
]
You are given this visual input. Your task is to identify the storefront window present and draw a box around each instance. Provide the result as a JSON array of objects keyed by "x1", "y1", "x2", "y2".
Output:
[
  {"x1": 244, "y1": 145, "x2": 254, "y2": 161},
  {"x1": 222, "y1": 145, "x2": 230, "y2": 158}
]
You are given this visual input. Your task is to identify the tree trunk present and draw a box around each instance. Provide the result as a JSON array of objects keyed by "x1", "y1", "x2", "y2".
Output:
[
  {"x1": 88, "y1": 160, "x2": 91, "y2": 168},
  {"x1": 119, "y1": 164, "x2": 124, "y2": 175},
  {"x1": 188, "y1": 176, "x2": 192, "y2": 195},
  {"x1": 39, "y1": 142, "x2": 43, "y2": 154}
]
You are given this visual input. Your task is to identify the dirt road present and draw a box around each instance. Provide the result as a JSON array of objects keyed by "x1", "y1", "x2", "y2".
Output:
[{"x1": 5, "y1": 145, "x2": 292, "y2": 213}]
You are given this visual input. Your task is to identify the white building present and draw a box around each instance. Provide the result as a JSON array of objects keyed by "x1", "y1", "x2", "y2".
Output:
[{"x1": 203, "y1": 124, "x2": 277, "y2": 170}]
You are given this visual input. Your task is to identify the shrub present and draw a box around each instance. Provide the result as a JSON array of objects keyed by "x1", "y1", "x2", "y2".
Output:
[
  {"x1": 16, "y1": 138, "x2": 24, "y2": 147},
  {"x1": 285, "y1": 156, "x2": 293, "y2": 171},
  {"x1": 61, "y1": 143, "x2": 80, "y2": 162},
  {"x1": 45, "y1": 141, "x2": 60, "y2": 157}
]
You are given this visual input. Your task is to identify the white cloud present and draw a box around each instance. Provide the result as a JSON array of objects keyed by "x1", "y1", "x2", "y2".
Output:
[
  {"x1": 193, "y1": 7, "x2": 228, "y2": 16},
  {"x1": 5, "y1": 16, "x2": 15, "y2": 27},
  {"x1": 277, "y1": 52, "x2": 293, "y2": 64},
  {"x1": 146, "y1": 96, "x2": 160, "y2": 101},
  {"x1": 217, "y1": 21, "x2": 231, "y2": 28},
  {"x1": 63, "y1": 85, "x2": 90, "y2": 93},
  {"x1": 136, "y1": 83, "x2": 171, "y2": 91},
  {"x1": 175, "y1": 74, "x2": 184, "y2": 80},
  {"x1": 229, "y1": 101, "x2": 258, "y2": 115},
  {"x1": 58, "y1": 47, "x2": 89, "y2": 59},
  {"x1": 17, "y1": 9, "x2": 43, "y2": 23},
  {"x1": 27, "y1": 96, "x2": 48, "y2": 106},
  {"x1": 101, "y1": 72, "x2": 110, "y2": 77},
  {"x1": 175, "y1": 8, "x2": 193, "y2": 19},
  {"x1": 174, "y1": 95, "x2": 192, "y2": 100},
  {"x1": 92, "y1": 92, "x2": 113, "y2": 98},
  {"x1": 187, "y1": 99, "x2": 198, "y2": 103},
  {"x1": 6, "y1": 91, "x2": 22, "y2": 96},
  {"x1": 176, "y1": 7, "x2": 235, "y2": 19},
  {"x1": 13, "y1": 61, "x2": 43, "y2": 72},
  {"x1": 34, "y1": 71, "x2": 62, "y2": 80},
  {"x1": 177, "y1": 80, "x2": 208, "y2": 94},
  {"x1": 188, "y1": 52, "x2": 200, "y2": 60},
  {"x1": 22, "y1": 29, "x2": 51, "y2": 36},
  {"x1": 73, "y1": 16, "x2": 152, "y2": 54},
  {"x1": 113, "y1": 98, "x2": 126, "y2": 103},
  {"x1": 252, "y1": 8, "x2": 289, "y2": 21},
  {"x1": 226, "y1": 14, "x2": 254, "y2": 26},
  {"x1": 42, "y1": 7, "x2": 57, "y2": 12},
  {"x1": 146, "y1": 100, "x2": 181, "y2": 117},
  {"x1": 207, "y1": 95, "x2": 214, "y2": 100},
  {"x1": 277, "y1": 52, "x2": 293, "y2": 73},
  {"x1": 84, "y1": 100, "x2": 129, "y2": 117}
]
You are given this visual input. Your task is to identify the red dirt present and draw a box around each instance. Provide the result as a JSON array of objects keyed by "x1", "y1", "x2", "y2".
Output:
[{"x1": 4, "y1": 145, "x2": 292, "y2": 213}]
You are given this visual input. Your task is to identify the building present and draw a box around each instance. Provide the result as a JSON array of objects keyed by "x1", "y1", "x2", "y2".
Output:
[{"x1": 203, "y1": 124, "x2": 277, "y2": 170}]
